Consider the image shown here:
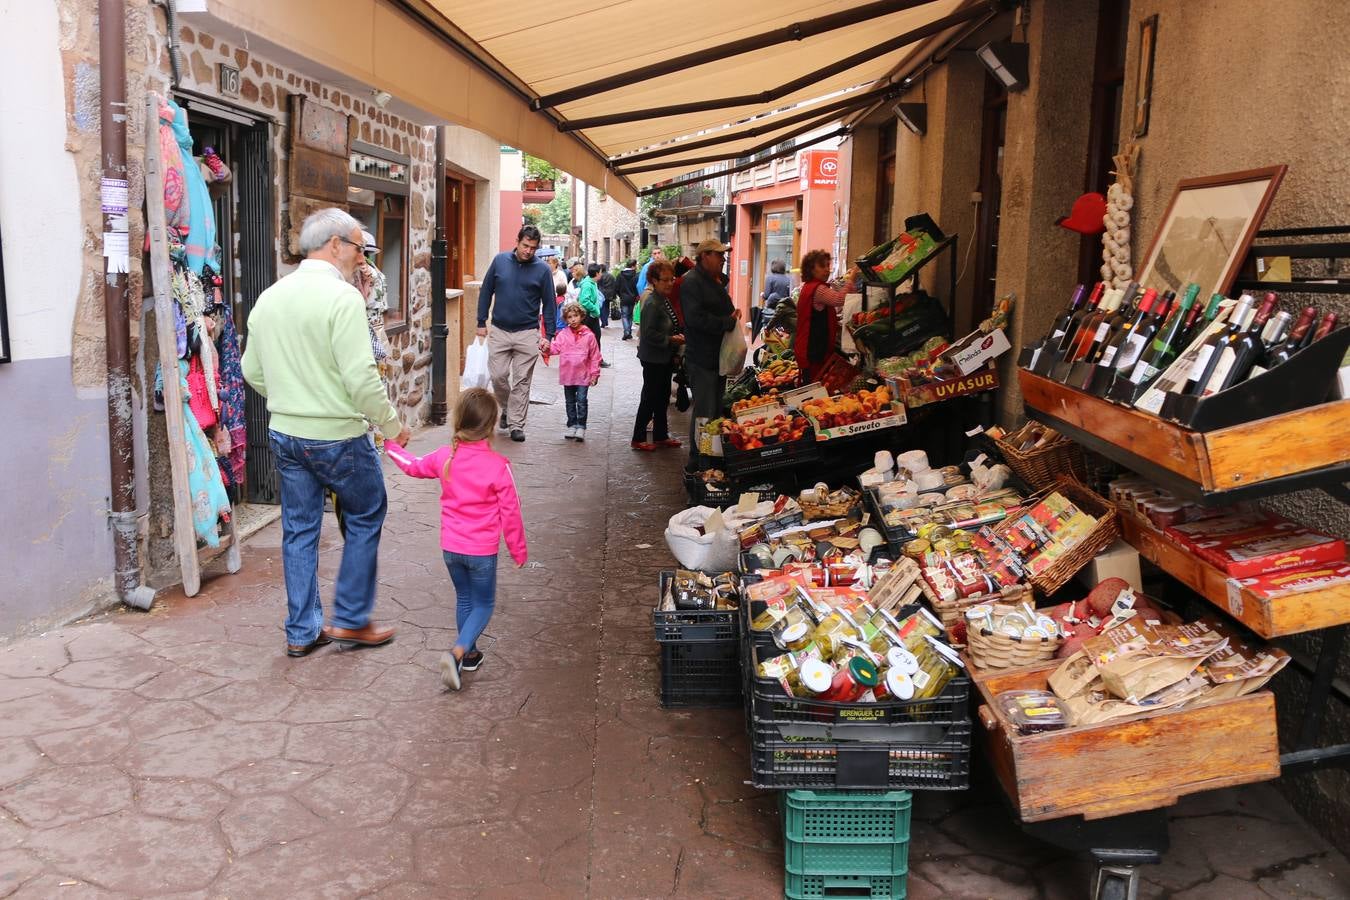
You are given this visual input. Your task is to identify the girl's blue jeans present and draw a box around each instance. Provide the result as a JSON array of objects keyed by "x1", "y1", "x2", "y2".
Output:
[{"x1": 443, "y1": 551, "x2": 497, "y2": 654}]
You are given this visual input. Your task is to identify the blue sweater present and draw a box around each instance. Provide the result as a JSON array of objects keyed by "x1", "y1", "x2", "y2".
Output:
[{"x1": 478, "y1": 251, "x2": 556, "y2": 337}]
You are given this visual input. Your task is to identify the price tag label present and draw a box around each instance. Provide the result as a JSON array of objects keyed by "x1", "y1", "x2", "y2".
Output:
[{"x1": 1225, "y1": 578, "x2": 1245, "y2": 618}]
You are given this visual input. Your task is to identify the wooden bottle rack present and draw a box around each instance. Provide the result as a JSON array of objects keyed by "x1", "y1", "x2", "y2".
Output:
[{"x1": 1018, "y1": 370, "x2": 1350, "y2": 504}]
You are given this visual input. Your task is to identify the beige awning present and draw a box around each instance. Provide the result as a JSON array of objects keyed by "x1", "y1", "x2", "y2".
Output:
[{"x1": 187, "y1": 0, "x2": 980, "y2": 207}]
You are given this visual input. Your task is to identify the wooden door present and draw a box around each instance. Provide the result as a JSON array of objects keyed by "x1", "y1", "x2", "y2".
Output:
[{"x1": 444, "y1": 175, "x2": 477, "y2": 289}]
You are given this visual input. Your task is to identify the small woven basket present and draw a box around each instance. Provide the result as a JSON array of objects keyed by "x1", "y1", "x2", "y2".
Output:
[
  {"x1": 924, "y1": 583, "x2": 1031, "y2": 632},
  {"x1": 966, "y1": 623, "x2": 1063, "y2": 670},
  {"x1": 994, "y1": 432, "x2": 1087, "y2": 490}
]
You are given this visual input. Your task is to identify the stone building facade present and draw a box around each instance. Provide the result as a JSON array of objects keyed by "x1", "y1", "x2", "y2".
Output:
[{"x1": 584, "y1": 186, "x2": 641, "y2": 266}]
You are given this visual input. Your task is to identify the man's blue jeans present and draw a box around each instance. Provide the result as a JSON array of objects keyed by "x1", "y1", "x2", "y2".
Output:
[
  {"x1": 443, "y1": 551, "x2": 498, "y2": 654},
  {"x1": 270, "y1": 431, "x2": 388, "y2": 645}
]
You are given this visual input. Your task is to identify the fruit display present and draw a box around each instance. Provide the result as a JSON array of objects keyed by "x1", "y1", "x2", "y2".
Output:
[
  {"x1": 721, "y1": 413, "x2": 811, "y2": 451},
  {"x1": 851, "y1": 293, "x2": 923, "y2": 328},
  {"x1": 800, "y1": 386, "x2": 895, "y2": 430},
  {"x1": 874, "y1": 336, "x2": 949, "y2": 378},
  {"x1": 731, "y1": 391, "x2": 783, "y2": 416},
  {"x1": 757, "y1": 358, "x2": 800, "y2": 389}
]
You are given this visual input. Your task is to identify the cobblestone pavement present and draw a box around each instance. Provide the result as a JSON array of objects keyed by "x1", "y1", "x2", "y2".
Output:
[{"x1": 1, "y1": 335, "x2": 1348, "y2": 898}]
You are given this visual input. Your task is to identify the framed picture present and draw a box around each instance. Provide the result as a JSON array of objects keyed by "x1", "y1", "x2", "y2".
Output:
[
  {"x1": 0, "y1": 222, "x2": 10, "y2": 364},
  {"x1": 1136, "y1": 166, "x2": 1287, "y2": 301},
  {"x1": 1133, "y1": 15, "x2": 1158, "y2": 138}
]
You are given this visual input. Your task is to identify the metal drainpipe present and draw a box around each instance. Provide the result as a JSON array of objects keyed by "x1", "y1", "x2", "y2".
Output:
[
  {"x1": 430, "y1": 126, "x2": 448, "y2": 425},
  {"x1": 100, "y1": 0, "x2": 156, "y2": 610}
]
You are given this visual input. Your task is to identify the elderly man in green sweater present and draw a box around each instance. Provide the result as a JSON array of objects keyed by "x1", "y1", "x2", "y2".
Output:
[{"x1": 243, "y1": 208, "x2": 409, "y2": 657}]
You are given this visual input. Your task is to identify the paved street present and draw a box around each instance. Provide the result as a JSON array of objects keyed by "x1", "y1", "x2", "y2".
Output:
[{"x1": 1, "y1": 337, "x2": 1348, "y2": 898}]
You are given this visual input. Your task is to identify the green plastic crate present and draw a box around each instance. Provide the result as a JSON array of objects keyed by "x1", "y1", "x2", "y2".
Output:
[
  {"x1": 784, "y1": 835, "x2": 909, "y2": 878},
  {"x1": 784, "y1": 868, "x2": 907, "y2": 900},
  {"x1": 782, "y1": 790, "x2": 912, "y2": 844}
]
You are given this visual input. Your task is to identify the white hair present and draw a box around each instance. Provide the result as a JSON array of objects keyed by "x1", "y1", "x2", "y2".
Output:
[{"x1": 299, "y1": 208, "x2": 361, "y2": 255}]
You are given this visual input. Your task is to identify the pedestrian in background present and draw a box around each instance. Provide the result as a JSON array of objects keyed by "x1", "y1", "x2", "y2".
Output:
[
  {"x1": 476, "y1": 225, "x2": 556, "y2": 442},
  {"x1": 577, "y1": 262, "x2": 611, "y2": 368},
  {"x1": 756, "y1": 258, "x2": 791, "y2": 341},
  {"x1": 631, "y1": 258, "x2": 684, "y2": 451},
  {"x1": 385, "y1": 388, "x2": 526, "y2": 691},
  {"x1": 547, "y1": 301, "x2": 602, "y2": 441},
  {"x1": 242, "y1": 207, "x2": 409, "y2": 657},
  {"x1": 616, "y1": 258, "x2": 638, "y2": 340},
  {"x1": 679, "y1": 239, "x2": 740, "y2": 471},
  {"x1": 598, "y1": 263, "x2": 618, "y2": 327}
]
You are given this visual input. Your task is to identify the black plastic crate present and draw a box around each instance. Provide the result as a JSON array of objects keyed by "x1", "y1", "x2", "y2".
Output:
[
  {"x1": 750, "y1": 720, "x2": 972, "y2": 791},
  {"x1": 747, "y1": 643, "x2": 969, "y2": 732},
  {"x1": 722, "y1": 429, "x2": 822, "y2": 477},
  {"x1": 653, "y1": 570, "x2": 740, "y2": 642},
  {"x1": 660, "y1": 639, "x2": 742, "y2": 709}
]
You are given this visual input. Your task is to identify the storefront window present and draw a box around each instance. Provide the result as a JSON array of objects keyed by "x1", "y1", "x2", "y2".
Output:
[
  {"x1": 349, "y1": 142, "x2": 411, "y2": 329},
  {"x1": 765, "y1": 210, "x2": 795, "y2": 277}
]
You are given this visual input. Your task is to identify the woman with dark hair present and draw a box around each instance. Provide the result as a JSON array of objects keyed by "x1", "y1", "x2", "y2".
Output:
[
  {"x1": 631, "y1": 259, "x2": 684, "y2": 451},
  {"x1": 792, "y1": 250, "x2": 847, "y2": 384}
]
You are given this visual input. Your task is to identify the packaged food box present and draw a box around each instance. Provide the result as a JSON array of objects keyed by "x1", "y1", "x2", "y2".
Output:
[
  {"x1": 1197, "y1": 530, "x2": 1346, "y2": 578},
  {"x1": 1235, "y1": 562, "x2": 1350, "y2": 600}
]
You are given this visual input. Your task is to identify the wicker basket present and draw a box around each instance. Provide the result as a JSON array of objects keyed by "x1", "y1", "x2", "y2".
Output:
[
  {"x1": 965, "y1": 604, "x2": 1063, "y2": 669},
  {"x1": 997, "y1": 477, "x2": 1119, "y2": 597},
  {"x1": 924, "y1": 583, "x2": 1031, "y2": 631},
  {"x1": 994, "y1": 432, "x2": 1087, "y2": 490},
  {"x1": 799, "y1": 488, "x2": 863, "y2": 522}
]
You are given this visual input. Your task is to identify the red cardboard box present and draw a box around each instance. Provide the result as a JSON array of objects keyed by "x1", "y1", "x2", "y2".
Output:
[
  {"x1": 1196, "y1": 530, "x2": 1346, "y2": 578},
  {"x1": 1236, "y1": 562, "x2": 1350, "y2": 600}
]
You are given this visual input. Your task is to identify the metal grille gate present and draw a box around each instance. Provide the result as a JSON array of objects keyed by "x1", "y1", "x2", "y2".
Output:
[{"x1": 237, "y1": 123, "x2": 278, "y2": 504}]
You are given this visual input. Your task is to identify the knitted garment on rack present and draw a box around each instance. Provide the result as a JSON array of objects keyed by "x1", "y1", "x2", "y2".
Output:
[
  {"x1": 166, "y1": 98, "x2": 218, "y2": 274},
  {"x1": 158, "y1": 99, "x2": 191, "y2": 240}
]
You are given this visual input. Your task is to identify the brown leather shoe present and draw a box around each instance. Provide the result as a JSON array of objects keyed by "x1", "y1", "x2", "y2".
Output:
[
  {"x1": 285, "y1": 633, "x2": 332, "y2": 658},
  {"x1": 323, "y1": 623, "x2": 396, "y2": 648}
]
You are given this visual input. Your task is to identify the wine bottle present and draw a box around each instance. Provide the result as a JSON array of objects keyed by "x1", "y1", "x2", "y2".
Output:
[
  {"x1": 1257, "y1": 306, "x2": 1317, "y2": 371},
  {"x1": 1097, "y1": 289, "x2": 1159, "y2": 369},
  {"x1": 1199, "y1": 292, "x2": 1280, "y2": 396},
  {"x1": 1056, "y1": 282, "x2": 1105, "y2": 353},
  {"x1": 1311, "y1": 311, "x2": 1340, "y2": 343},
  {"x1": 1027, "y1": 284, "x2": 1088, "y2": 369},
  {"x1": 1126, "y1": 285, "x2": 1200, "y2": 387},
  {"x1": 1182, "y1": 294, "x2": 1256, "y2": 395},
  {"x1": 1070, "y1": 289, "x2": 1121, "y2": 361},
  {"x1": 1085, "y1": 283, "x2": 1142, "y2": 363},
  {"x1": 1176, "y1": 287, "x2": 1215, "y2": 348},
  {"x1": 1241, "y1": 311, "x2": 1293, "y2": 381}
]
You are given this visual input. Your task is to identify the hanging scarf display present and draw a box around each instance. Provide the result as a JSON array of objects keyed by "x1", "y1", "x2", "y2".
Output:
[
  {"x1": 177, "y1": 359, "x2": 231, "y2": 547},
  {"x1": 167, "y1": 98, "x2": 218, "y2": 274},
  {"x1": 213, "y1": 297, "x2": 248, "y2": 490}
]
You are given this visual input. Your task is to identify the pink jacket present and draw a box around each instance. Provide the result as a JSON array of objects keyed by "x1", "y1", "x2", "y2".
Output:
[
  {"x1": 548, "y1": 325, "x2": 601, "y2": 387},
  {"x1": 385, "y1": 440, "x2": 527, "y2": 564}
]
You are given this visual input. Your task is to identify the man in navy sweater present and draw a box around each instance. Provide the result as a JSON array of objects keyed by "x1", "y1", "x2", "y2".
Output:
[{"x1": 477, "y1": 225, "x2": 556, "y2": 442}]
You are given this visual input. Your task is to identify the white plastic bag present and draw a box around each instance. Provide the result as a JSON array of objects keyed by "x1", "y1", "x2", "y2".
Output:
[
  {"x1": 718, "y1": 327, "x2": 748, "y2": 377},
  {"x1": 664, "y1": 506, "x2": 741, "y2": 572},
  {"x1": 463, "y1": 337, "x2": 491, "y2": 391}
]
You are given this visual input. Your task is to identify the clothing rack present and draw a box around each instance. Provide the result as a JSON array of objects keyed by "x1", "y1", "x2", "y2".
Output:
[{"x1": 145, "y1": 91, "x2": 241, "y2": 596}]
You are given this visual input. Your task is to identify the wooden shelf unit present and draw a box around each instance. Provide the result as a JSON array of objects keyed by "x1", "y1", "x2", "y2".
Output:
[
  {"x1": 1119, "y1": 510, "x2": 1350, "y2": 639},
  {"x1": 1018, "y1": 370, "x2": 1350, "y2": 504}
]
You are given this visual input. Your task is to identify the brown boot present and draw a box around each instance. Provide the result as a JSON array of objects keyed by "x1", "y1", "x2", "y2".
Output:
[{"x1": 323, "y1": 623, "x2": 396, "y2": 649}]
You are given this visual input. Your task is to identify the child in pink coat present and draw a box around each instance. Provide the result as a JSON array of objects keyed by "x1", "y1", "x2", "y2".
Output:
[
  {"x1": 385, "y1": 388, "x2": 526, "y2": 690},
  {"x1": 547, "y1": 301, "x2": 602, "y2": 441}
]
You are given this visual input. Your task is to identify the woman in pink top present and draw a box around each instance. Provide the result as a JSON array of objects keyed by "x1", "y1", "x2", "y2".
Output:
[
  {"x1": 547, "y1": 301, "x2": 602, "y2": 441},
  {"x1": 386, "y1": 388, "x2": 526, "y2": 690}
]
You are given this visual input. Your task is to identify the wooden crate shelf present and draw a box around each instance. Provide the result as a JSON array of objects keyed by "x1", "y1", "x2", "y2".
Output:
[
  {"x1": 1018, "y1": 370, "x2": 1350, "y2": 504},
  {"x1": 1119, "y1": 509, "x2": 1350, "y2": 638}
]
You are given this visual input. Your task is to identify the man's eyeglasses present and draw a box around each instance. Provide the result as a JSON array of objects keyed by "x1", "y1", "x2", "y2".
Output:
[{"x1": 335, "y1": 236, "x2": 364, "y2": 251}]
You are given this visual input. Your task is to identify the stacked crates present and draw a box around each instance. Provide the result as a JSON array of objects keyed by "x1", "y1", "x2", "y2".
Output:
[
  {"x1": 781, "y1": 790, "x2": 912, "y2": 900},
  {"x1": 653, "y1": 571, "x2": 741, "y2": 708}
]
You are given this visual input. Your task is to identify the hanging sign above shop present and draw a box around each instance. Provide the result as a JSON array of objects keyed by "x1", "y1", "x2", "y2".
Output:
[{"x1": 799, "y1": 150, "x2": 839, "y2": 192}]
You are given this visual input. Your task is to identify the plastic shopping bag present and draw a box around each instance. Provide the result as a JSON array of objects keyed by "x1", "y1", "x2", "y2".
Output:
[
  {"x1": 718, "y1": 326, "x2": 748, "y2": 377},
  {"x1": 463, "y1": 337, "x2": 491, "y2": 390}
]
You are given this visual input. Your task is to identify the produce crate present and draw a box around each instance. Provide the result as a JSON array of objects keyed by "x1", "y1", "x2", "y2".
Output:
[
  {"x1": 750, "y1": 720, "x2": 971, "y2": 791},
  {"x1": 784, "y1": 869, "x2": 907, "y2": 900},
  {"x1": 805, "y1": 403, "x2": 909, "y2": 442},
  {"x1": 659, "y1": 639, "x2": 741, "y2": 708},
  {"x1": 685, "y1": 471, "x2": 799, "y2": 507},
  {"x1": 782, "y1": 789, "x2": 912, "y2": 877},
  {"x1": 721, "y1": 428, "x2": 821, "y2": 477},
  {"x1": 653, "y1": 570, "x2": 739, "y2": 642}
]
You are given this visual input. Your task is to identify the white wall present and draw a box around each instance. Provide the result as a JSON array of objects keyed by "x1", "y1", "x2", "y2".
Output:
[{"x1": 0, "y1": 0, "x2": 84, "y2": 362}]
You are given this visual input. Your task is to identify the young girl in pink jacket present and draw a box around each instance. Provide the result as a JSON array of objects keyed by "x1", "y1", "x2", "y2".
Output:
[
  {"x1": 385, "y1": 388, "x2": 526, "y2": 690},
  {"x1": 547, "y1": 302, "x2": 602, "y2": 441}
]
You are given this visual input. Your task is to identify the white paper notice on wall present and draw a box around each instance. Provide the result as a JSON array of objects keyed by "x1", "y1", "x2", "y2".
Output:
[
  {"x1": 103, "y1": 232, "x2": 130, "y2": 274},
  {"x1": 100, "y1": 177, "x2": 129, "y2": 215}
]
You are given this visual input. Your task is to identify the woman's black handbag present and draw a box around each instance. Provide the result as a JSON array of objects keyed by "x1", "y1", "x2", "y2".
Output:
[{"x1": 674, "y1": 360, "x2": 691, "y2": 411}]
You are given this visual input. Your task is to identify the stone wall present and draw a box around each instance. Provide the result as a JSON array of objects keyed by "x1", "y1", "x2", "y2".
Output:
[{"x1": 585, "y1": 187, "x2": 640, "y2": 265}]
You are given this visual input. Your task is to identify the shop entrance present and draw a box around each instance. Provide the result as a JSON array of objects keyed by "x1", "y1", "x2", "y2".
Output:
[
  {"x1": 970, "y1": 74, "x2": 1008, "y2": 325},
  {"x1": 181, "y1": 95, "x2": 279, "y2": 505},
  {"x1": 443, "y1": 173, "x2": 476, "y2": 289}
]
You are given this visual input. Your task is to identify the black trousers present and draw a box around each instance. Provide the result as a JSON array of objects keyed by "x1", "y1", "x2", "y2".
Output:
[
  {"x1": 633, "y1": 360, "x2": 673, "y2": 442},
  {"x1": 584, "y1": 315, "x2": 602, "y2": 353}
]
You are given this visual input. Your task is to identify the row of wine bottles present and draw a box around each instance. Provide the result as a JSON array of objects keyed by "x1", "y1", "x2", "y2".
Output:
[{"x1": 1025, "y1": 279, "x2": 1339, "y2": 402}]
